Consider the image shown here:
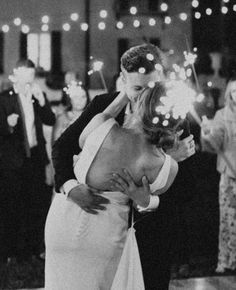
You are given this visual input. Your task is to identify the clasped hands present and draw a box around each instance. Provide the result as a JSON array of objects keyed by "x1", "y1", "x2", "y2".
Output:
[{"x1": 68, "y1": 171, "x2": 151, "y2": 215}]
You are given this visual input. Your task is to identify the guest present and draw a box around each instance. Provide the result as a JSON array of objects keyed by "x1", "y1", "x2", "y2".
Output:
[
  {"x1": 52, "y1": 82, "x2": 89, "y2": 143},
  {"x1": 0, "y1": 59, "x2": 55, "y2": 263},
  {"x1": 201, "y1": 77, "x2": 236, "y2": 273}
]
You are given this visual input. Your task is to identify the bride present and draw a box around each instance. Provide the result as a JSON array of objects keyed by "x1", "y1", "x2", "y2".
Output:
[{"x1": 45, "y1": 82, "x2": 178, "y2": 290}]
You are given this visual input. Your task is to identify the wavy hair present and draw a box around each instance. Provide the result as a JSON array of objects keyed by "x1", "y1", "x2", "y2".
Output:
[
  {"x1": 124, "y1": 82, "x2": 177, "y2": 149},
  {"x1": 224, "y1": 76, "x2": 236, "y2": 108}
]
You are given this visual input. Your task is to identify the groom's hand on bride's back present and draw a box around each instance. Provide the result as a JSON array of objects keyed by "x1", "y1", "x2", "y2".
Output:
[{"x1": 68, "y1": 184, "x2": 110, "y2": 214}]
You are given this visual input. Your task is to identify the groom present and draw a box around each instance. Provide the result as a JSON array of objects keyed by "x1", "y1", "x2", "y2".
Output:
[{"x1": 52, "y1": 43, "x2": 195, "y2": 289}]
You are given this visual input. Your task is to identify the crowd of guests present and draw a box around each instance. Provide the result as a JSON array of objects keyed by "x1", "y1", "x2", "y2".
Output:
[
  {"x1": 0, "y1": 61, "x2": 90, "y2": 265},
  {"x1": 0, "y1": 51, "x2": 235, "y2": 287}
]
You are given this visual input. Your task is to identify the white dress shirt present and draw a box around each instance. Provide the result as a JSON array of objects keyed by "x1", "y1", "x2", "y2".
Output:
[{"x1": 19, "y1": 93, "x2": 37, "y2": 148}]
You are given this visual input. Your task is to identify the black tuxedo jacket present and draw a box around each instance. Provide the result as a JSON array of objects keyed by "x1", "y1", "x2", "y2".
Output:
[{"x1": 0, "y1": 88, "x2": 55, "y2": 170}]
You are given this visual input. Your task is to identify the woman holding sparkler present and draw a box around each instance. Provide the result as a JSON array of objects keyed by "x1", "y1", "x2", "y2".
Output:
[
  {"x1": 52, "y1": 81, "x2": 90, "y2": 143},
  {"x1": 201, "y1": 76, "x2": 236, "y2": 273}
]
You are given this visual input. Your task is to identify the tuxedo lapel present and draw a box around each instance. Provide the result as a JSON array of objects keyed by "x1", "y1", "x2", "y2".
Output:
[{"x1": 14, "y1": 91, "x2": 31, "y2": 157}]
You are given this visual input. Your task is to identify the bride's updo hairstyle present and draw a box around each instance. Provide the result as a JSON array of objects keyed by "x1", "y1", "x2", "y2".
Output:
[{"x1": 127, "y1": 82, "x2": 178, "y2": 150}]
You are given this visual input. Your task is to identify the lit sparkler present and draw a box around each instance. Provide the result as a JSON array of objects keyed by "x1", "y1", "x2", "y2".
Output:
[
  {"x1": 63, "y1": 80, "x2": 84, "y2": 98},
  {"x1": 89, "y1": 60, "x2": 108, "y2": 92}
]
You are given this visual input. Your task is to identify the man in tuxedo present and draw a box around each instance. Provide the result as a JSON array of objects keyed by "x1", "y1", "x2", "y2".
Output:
[
  {"x1": 52, "y1": 44, "x2": 195, "y2": 289},
  {"x1": 0, "y1": 59, "x2": 55, "y2": 262}
]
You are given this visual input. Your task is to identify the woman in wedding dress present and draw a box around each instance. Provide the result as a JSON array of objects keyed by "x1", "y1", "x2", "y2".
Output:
[{"x1": 45, "y1": 82, "x2": 179, "y2": 290}]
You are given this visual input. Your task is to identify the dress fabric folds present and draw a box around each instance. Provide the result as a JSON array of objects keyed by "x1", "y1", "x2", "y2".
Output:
[{"x1": 45, "y1": 118, "x2": 144, "y2": 289}]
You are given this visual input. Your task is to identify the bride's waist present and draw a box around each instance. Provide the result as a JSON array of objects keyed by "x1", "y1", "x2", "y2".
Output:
[
  {"x1": 56, "y1": 191, "x2": 129, "y2": 206},
  {"x1": 99, "y1": 191, "x2": 129, "y2": 205}
]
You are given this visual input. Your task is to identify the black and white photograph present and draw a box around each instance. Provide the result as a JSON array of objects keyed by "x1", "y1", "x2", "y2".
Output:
[{"x1": 0, "y1": 1, "x2": 236, "y2": 289}]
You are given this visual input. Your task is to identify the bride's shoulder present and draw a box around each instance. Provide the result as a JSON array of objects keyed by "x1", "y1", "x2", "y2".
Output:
[{"x1": 79, "y1": 114, "x2": 117, "y2": 148}]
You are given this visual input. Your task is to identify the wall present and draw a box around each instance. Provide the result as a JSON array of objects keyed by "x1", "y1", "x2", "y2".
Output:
[{"x1": 0, "y1": 0, "x2": 192, "y2": 89}]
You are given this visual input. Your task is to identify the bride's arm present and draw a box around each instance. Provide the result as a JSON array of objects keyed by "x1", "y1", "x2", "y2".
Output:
[{"x1": 79, "y1": 91, "x2": 128, "y2": 148}]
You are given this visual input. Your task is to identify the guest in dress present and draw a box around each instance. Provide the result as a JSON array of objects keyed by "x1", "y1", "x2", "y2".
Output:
[{"x1": 201, "y1": 76, "x2": 236, "y2": 273}]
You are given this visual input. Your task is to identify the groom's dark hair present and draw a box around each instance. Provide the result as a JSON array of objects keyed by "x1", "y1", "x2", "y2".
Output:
[
  {"x1": 121, "y1": 43, "x2": 163, "y2": 74},
  {"x1": 16, "y1": 58, "x2": 36, "y2": 69}
]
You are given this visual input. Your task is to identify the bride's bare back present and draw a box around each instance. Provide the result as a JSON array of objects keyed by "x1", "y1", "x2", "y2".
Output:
[
  {"x1": 84, "y1": 121, "x2": 169, "y2": 192},
  {"x1": 79, "y1": 87, "x2": 178, "y2": 195}
]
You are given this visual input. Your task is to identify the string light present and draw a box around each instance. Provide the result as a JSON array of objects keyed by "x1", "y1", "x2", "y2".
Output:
[
  {"x1": 70, "y1": 13, "x2": 79, "y2": 21},
  {"x1": 3, "y1": 3, "x2": 236, "y2": 35},
  {"x1": 138, "y1": 67, "x2": 146, "y2": 74},
  {"x1": 116, "y1": 21, "x2": 124, "y2": 29},
  {"x1": 62, "y1": 23, "x2": 71, "y2": 31},
  {"x1": 155, "y1": 63, "x2": 163, "y2": 71},
  {"x1": 163, "y1": 120, "x2": 169, "y2": 126},
  {"x1": 149, "y1": 18, "x2": 156, "y2": 26},
  {"x1": 42, "y1": 15, "x2": 49, "y2": 23},
  {"x1": 41, "y1": 24, "x2": 49, "y2": 32},
  {"x1": 195, "y1": 12, "x2": 201, "y2": 19},
  {"x1": 133, "y1": 19, "x2": 140, "y2": 28},
  {"x1": 206, "y1": 8, "x2": 212, "y2": 15},
  {"x1": 146, "y1": 53, "x2": 154, "y2": 61},
  {"x1": 21, "y1": 24, "x2": 30, "y2": 34},
  {"x1": 152, "y1": 117, "x2": 159, "y2": 124},
  {"x1": 192, "y1": 0, "x2": 199, "y2": 8},
  {"x1": 160, "y1": 3, "x2": 168, "y2": 12},
  {"x1": 98, "y1": 22, "x2": 106, "y2": 30},
  {"x1": 13, "y1": 18, "x2": 21, "y2": 26},
  {"x1": 2, "y1": 24, "x2": 9, "y2": 33},
  {"x1": 99, "y1": 10, "x2": 108, "y2": 18},
  {"x1": 221, "y1": 6, "x2": 228, "y2": 14},
  {"x1": 164, "y1": 16, "x2": 171, "y2": 24},
  {"x1": 130, "y1": 6, "x2": 137, "y2": 15},
  {"x1": 148, "y1": 81, "x2": 155, "y2": 88},
  {"x1": 179, "y1": 13, "x2": 188, "y2": 21},
  {"x1": 81, "y1": 23, "x2": 88, "y2": 31}
]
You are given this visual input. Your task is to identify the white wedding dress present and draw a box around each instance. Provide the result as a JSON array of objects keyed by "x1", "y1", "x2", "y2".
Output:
[{"x1": 45, "y1": 118, "x2": 171, "y2": 290}]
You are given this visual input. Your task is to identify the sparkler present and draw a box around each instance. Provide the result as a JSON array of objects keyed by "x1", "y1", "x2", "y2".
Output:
[
  {"x1": 88, "y1": 60, "x2": 108, "y2": 92},
  {"x1": 63, "y1": 80, "x2": 84, "y2": 98},
  {"x1": 182, "y1": 37, "x2": 236, "y2": 178}
]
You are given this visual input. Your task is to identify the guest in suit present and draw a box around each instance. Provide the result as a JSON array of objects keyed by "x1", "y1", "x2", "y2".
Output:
[
  {"x1": 0, "y1": 59, "x2": 55, "y2": 263},
  {"x1": 52, "y1": 44, "x2": 195, "y2": 289}
]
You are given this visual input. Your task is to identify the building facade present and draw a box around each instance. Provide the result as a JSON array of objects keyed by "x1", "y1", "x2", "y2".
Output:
[{"x1": 0, "y1": 0, "x2": 192, "y2": 89}]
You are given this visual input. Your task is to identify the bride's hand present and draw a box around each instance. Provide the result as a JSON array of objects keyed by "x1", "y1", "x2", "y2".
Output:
[{"x1": 110, "y1": 169, "x2": 151, "y2": 207}]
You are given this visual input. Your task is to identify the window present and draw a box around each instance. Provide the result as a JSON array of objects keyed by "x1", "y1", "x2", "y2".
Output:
[{"x1": 27, "y1": 33, "x2": 51, "y2": 71}]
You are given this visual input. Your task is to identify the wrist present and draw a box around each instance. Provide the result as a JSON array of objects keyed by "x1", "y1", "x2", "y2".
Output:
[
  {"x1": 137, "y1": 195, "x2": 160, "y2": 212},
  {"x1": 139, "y1": 195, "x2": 150, "y2": 208},
  {"x1": 62, "y1": 179, "x2": 79, "y2": 198}
]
